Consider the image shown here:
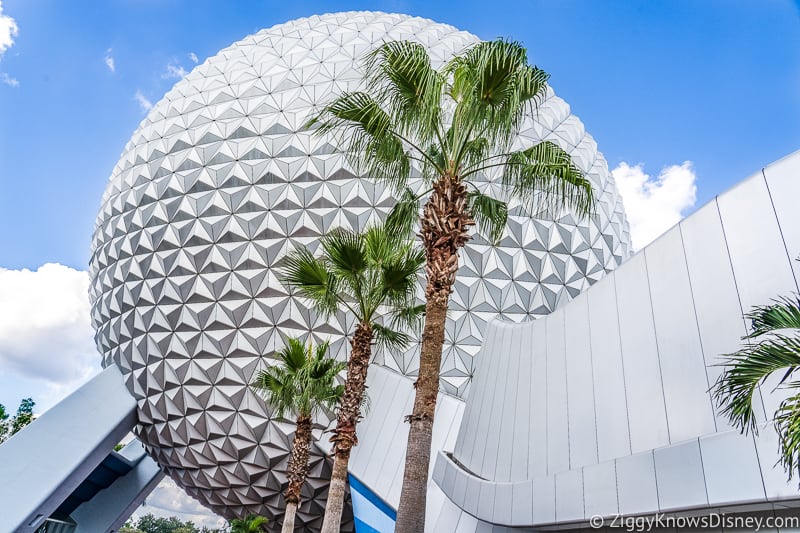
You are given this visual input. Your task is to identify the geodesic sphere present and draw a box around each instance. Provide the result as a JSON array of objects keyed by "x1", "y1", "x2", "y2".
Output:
[{"x1": 88, "y1": 11, "x2": 631, "y2": 529}]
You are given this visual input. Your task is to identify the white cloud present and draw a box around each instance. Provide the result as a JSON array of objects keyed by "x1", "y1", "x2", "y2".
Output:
[
  {"x1": 134, "y1": 90, "x2": 153, "y2": 112},
  {"x1": 162, "y1": 62, "x2": 187, "y2": 79},
  {"x1": 612, "y1": 161, "x2": 697, "y2": 250},
  {"x1": 0, "y1": 71, "x2": 17, "y2": 86},
  {"x1": 0, "y1": 0, "x2": 18, "y2": 57},
  {"x1": 132, "y1": 478, "x2": 227, "y2": 528},
  {"x1": 188, "y1": 52, "x2": 198, "y2": 64},
  {"x1": 104, "y1": 48, "x2": 115, "y2": 72},
  {"x1": 0, "y1": 264, "x2": 101, "y2": 410}
]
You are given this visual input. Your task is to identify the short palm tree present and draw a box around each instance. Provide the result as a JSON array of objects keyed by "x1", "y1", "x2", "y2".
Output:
[
  {"x1": 309, "y1": 39, "x2": 594, "y2": 531},
  {"x1": 713, "y1": 293, "x2": 800, "y2": 478},
  {"x1": 229, "y1": 514, "x2": 269, "y2": 533},
  {"x1": 251, "y1": 338, "x2": 344, "y2": 533},
  {"x1": 279, "y1": 224, "x2": 425, "y2": 533}
]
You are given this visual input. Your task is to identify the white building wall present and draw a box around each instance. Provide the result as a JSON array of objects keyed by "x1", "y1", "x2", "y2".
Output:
[{"x1": 353, "y1": 150, "x2": 800, "y2": 530}]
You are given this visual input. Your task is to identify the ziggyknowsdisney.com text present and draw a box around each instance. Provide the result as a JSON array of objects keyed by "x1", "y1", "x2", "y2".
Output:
[{"x1": 589, "y1": 512, "x2": 800, "y2": 531}]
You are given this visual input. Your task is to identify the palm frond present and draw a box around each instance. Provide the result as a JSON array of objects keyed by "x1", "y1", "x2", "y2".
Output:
[
  {"x1": 373, "y1": 323, "x2": 413, "y2": 352},
  {"x1": 446, "y1": 40, "x2": 550, "y2": 162},
  {"x1": 499, "y1": 140, "x2": 594, "y2": 218},
  {"x1": 746, "y1": 295, "x2": 800, "y2": 338},
  {"x1": 322, "y1": 228, "x2": 367, "y2": 280},
  {"x1": 775, "y1": 386, "x2": 800, "y2": 479},
  {"x1": 713, "y1": 334, "x2": 800, "y2": 433},
  {"x1": 308, "y1": 91, "x2": 411, "y2": 192},
  {"x1": 461, "y1": 136, "x2": 490, "y2": 173},
  {"x1": 390, "y1": 303, "x2": 426, "y2": 332},
  {"x1": 385, "y1": 187, "x2": 421, "y2": 239},
  {"x1": 252, "y1": 367, "x2": 293, "y2": 419},
  {"x1": 365, "y1": 40, "x2": 444, "y2": 147},
  {"x1": 281, "y1": 337, "x2": 309, "y2": 372},
  {"x1": 380, "y1": 246, "x2": 425, "y2": 305},
  {"x1": 467, "y1": 189, "x2": 508, "y2": 244},
  {"x1": 362, "y1": 224, "x2": 395, "y2": 266},
  {"x1": 278, "y1": 247, "x2": 338, "y2": 317},
  {"x1": 250, "y1": 337, "x2": 344, "y2": 420}
]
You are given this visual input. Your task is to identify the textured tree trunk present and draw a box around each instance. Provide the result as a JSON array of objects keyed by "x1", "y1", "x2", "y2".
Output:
[
  {"x1": 321, "y1": 448, "x2": 352, "y2": 533},
  {"x1": 395, "y1": 175, "x2": 472, "y2": 533},
  {"x1": 283, "y1": 413, "x2": 312, "y2": 533},
  {"x1": 281, "y1": 502, "x2": 297, "y2": 533},
  {"x1": 320, "y1": 322, "x2": 373, "y2": 533}
]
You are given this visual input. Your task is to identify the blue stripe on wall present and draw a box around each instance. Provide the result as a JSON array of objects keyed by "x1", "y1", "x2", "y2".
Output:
[
  {"x1": 354, "y1": 517, "x2": 383, "y2": 533},
  {"x1": 349, "y1": 474, "x2": 397, "y2": 519},
  {"x1": 349, "y1": 473, "x2": 397, "y2": 533}
]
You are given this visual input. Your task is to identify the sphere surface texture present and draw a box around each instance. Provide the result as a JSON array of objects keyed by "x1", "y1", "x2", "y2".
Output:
[{"x1": 89, "y1": 11, "x2": 631, "y2": 528}]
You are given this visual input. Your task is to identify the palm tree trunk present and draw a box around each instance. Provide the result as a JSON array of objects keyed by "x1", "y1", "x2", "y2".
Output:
[
  {"x1": 322, "y1": 448, "x2": 352, "y2": 533},
  {"x1": 283, "y1": 413, "x2": 312, "y2": 532},
  {"x1": 320, "y1": 322, "x2": 373, "y2": 533},
  {"x1": 395, "y1": 175, "x2": 472, "y2": 533},
  {"x1": 281, "y1": 502, "x2": 297, "y2": 533}
]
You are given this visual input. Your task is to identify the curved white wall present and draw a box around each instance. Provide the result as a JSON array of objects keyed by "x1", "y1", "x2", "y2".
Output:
[{"x1": 352, "y1": 150, "x2": 800, "y2": 531}]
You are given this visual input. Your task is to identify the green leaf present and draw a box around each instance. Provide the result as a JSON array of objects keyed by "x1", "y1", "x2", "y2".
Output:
[
  {"x1": 467, "y1": 189, "x2": 508, "y2": 244},
  {"x1": 500, "y1": 140, "x2": 594, "y2": 218},
  {"x1": 746, "y1": 295, "x2": 800, "y2": 338},
  {"x1": 365, "y1": 41, "x2": 444, "y2": 146},
  {"x1": 390, "y1": 303, "x2": 426, "y2": 332},
  {"x1": 278, "y1": 248, "x2": 338, "y2": 317},
  {"x1": 385, "y1": 187, "x2": 421, "y2": 239},
  {"x1": 322, "y1": 228, "x2": 367, "y2": 281},
  {"x1": 373, "y1": 323, "x2": 413, "y2": 352},
  {"x1": 445, "y1": 39, "x2": 550, "y2": 163},
  {"x1": 713, "y1": 334, "x2": 800, "y2": 433},
  {"x1": 309, "y1": 91, "x2": 412, "y2": 192},
  {"x1": 250, "y1": 336, "x2": 344, "y2": 420}
]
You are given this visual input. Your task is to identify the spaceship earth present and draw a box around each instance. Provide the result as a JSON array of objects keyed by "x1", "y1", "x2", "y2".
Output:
[{"x1": 88, "y1": 11, "x2": 631, "y2": 530}]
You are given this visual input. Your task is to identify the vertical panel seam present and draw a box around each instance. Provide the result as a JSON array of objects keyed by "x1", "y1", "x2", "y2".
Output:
[
  {"x1": 584, "y1": 294, "x2": 600, "y2": 465},
  {"x1": 480, "y1": 325, "x2": 507, "y2": 478},
  {"x1": 762, "y1": 168, "x2": 800, "y2": 293},
  {"x1": 610, "y1": 274, "x2": 634, "y2": 455},
  {"x1": 501, "y1": 324, "x2": 521, "y2": 481},
  {"x1": 562, "y1": 312, "x2": 572, "y2": 471},
  {"x1": 750, "y1": 430, "x2": 771, "y2": 501},
  {"x1": 510, "y1": 325, "x2": 524, "y2": 481},
  {"x1": 695, "y1": 437, "x2": 711, "y2": 505},
  {"x1": 677, "y1": 222, "x2": 717, "y2": 433},
  {"x1": 715, "y1": 196, "x2": 768, "y2": 422},
  {"x1": 650, "y1": 451, "x2": 662, "y2": 511},
  {"x1": 642, "y1": 251, "x2": 673, "y2": 444},
  {"x1": 544, "y1": 321, "x2": 549, "y2": 475},
  {"x1": 468, "y1": 325, "x2": 496, "y2": 470}
]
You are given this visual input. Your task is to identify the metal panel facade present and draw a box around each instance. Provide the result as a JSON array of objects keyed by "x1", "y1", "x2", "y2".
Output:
[{"x1": 428, "y1": 152, "x2": 800, "y2": 529}]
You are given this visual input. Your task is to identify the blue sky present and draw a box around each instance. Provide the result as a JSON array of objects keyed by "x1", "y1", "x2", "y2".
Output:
[
  {"x1": 0, "y1": 0, "x2": 798, "y2": 271},
  {"x1": 0, "y1": 0, "x2": 798, "y2": 524}
]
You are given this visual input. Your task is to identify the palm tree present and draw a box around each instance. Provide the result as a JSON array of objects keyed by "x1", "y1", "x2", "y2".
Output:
[
  {"x1": 251, "y1": 338, "x2": 344, "y2": 533},
  {"x1": 229, "y1": 514, "x2": 269, "y2": 533},
  {"x1": 279, "y1": 224, "x2": 425, "y2": 533},
  {"x1": 713, "y1": 293, "x2": 800, "y2": 479},
  {"x1": 308, "y1": 39, "x2": 594, "y2": 531}
]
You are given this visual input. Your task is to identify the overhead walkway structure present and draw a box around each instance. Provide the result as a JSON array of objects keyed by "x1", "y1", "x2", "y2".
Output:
[{"x1": 0, "y1": 367, "x2": 163, "y2": 533}]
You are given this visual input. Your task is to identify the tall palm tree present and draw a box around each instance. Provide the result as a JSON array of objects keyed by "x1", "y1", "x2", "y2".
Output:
[
  {"x1": 309, "y1": 39, "x2": 594, "y2": 531},
  {"x1": 279, "y1": 224, "x2": 425, "y2": 533},
  {"x1": 229, "y1": 514, "x2": 269, "y2": 533},
  {"x1": 713, "y1": 293, "x2": 800, "y2": 479},
  {"x1": 251, "y1": 338, "x2": 344, "y2": 533}
]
